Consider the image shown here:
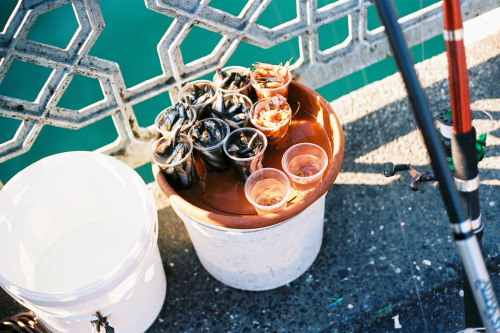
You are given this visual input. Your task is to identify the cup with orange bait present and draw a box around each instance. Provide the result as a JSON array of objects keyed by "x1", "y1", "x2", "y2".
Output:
[
  {"x1": 250, "y1": 61, "x2": 291, "y2": 100},
  {"x1": 249, "y1": 95, "x2": 292, "y2": 150}
]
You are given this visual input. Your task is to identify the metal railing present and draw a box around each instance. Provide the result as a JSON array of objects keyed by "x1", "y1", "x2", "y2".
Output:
[{"x1": 0, "y1": 0, "x2": 499, "y2": 168}]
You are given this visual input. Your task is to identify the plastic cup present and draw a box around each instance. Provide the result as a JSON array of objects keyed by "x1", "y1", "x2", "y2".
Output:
[
  {"x1": 211, "y1": 93, "x2": 253, "y2": 131},
  {"x1": 281, "y1": 143, "x2": 328, "y2": 196},
  {"x1": 244, "y1": 168, "x2": 291, "y2": 216},
  {"x1": 250, "y1": 67, "x2": 291, "y2": 100},
  {"x1": 152, "y1": 134, "x2": 199, "y2": 189},
  {"x1": 154, "y1": 104, "x2": 196, "y2": 138},
  {"x1": 212, "y1": 66, "x2": 252, "y2": 97},
  {"x1": 178, "y1": 80, "x2": 218, "y2": 120},
  {"x1": 223, "y1": 127, "x2": 267, "y2": 184},
  {"x1": 249, "y1": 95, "x2": 292, "y2": 150},
  {"x1": 188, "y1": 118, "x2": 230, "y2": 173}
]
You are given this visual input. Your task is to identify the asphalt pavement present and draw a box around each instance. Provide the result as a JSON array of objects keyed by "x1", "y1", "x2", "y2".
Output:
[{"x1": 1, "y1": 24, "x2": 500, "y2": 333}]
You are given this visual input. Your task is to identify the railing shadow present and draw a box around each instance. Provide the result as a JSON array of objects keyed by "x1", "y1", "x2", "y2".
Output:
[
  {"x1": 1, "y1": 43, "x2": 500, "y2": 333},
  {"x1": 137, "y1": 52, "x2": 500, "y2": 332}
]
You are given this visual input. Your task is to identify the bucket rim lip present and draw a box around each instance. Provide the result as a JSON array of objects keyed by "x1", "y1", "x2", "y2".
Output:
[
  {"x1": 153, "y1": 80, "x2": 345, "y2": 230},
  {"x1": 172, "y1": 193, "x2": 327, "y2": 233},
  {"x1": 0, "y1": 151, "x2": 157, "y2": 303}
]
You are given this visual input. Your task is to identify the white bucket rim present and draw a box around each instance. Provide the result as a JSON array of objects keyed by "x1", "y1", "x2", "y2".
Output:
[
  {"x1": 171, "y1": 193, "x2": 327, "y2": 234},
  {"x1": 154, "y1": 80, "x2": 345, "y2": 230},
  {"x1": 0, "y1": 151, "x2": 157, "y2": 306}
]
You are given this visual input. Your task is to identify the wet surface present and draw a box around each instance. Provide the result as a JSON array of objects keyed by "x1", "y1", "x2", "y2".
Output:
[{"x1": 2, "y1": 32, "x2": 500, "y2": 333}]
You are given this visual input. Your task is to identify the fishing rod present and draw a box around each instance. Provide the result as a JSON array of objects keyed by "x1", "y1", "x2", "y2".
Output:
[
  {"x1": 442, "y1": 0, "x2": 483, "y2": 327},
  {"x1": 373, "y1": 0, "x2": 500, "y2": 332}
]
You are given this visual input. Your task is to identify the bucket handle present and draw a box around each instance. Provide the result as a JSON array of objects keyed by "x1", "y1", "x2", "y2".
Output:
[{"x1": 4, "y1": 189, "x2": 160, "y2": 324}]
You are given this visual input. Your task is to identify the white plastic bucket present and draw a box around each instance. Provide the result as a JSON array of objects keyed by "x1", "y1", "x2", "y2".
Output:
[
  {"x1": 0, "y1": 152, "x2": 166, "y2": 332},
  {"x1": 171, "y1": 194, "x2": 326, "y2": 291},
  {"x1": 154, "y1": 80, "x2": 345, "y2": 292}
]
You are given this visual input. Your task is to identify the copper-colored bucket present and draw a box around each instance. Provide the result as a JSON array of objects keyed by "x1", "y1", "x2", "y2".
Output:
[{"x1": 152, "y1": 80, "x2": 345, "y2": 229}]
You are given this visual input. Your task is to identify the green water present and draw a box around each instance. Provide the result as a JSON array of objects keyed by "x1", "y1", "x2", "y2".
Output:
[{"x1": 0, "y1": 0, "x2": 443, "y2": 185}]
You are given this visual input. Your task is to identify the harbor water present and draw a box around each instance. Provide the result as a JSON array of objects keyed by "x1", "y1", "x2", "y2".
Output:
[{"x1": 0, "y1": 0, "x2": 442, "y2": 184}]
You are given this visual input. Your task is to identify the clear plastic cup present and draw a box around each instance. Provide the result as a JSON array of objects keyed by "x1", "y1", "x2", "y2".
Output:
[
  {"x1": 250, "y1": 66, "x2": 291, "y2": 100},
  {"x1": 249, "y1": 95, "x2": 292, "y2": 150},
  {"x1": 281, "y1": 143, "x2": 328, "y2": 196},
  {"x1": 152, "y1": 134, "x2": 199, "y2": 189},
  {"x1": 154, "y1": 104, "x2": 196, "y2": 138},
  {"x1": 211, "y1": 93, "x2": 253, "y2": 131},
  {"x1": 188, "y1": 118, "x2": 230, "y2": 173},
  {"x1": 178, "y1": 80, "x2": 218, "y2": 120},
  {"x1": 212, "y1": 66, "x2": 252, "y2": 97},
  {"x1": 223, "y1": 127, "x2": 267, "y2": 183},
  {"x1": 244, "y1": 168, "x2": 291, "y2": 216}
]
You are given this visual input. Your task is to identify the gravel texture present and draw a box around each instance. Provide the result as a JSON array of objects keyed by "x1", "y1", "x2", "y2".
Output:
[{"x1": 2, "y1": 27, "x2": 500, "y2": 333}]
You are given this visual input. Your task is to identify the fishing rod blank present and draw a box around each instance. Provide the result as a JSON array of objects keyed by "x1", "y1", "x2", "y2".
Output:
[
  {"x1": 443, "y1": 0, "x2": 483, "y2": 327},
  {"x1": 373, "y1": 0, "x2": 500, "y2": 332}
]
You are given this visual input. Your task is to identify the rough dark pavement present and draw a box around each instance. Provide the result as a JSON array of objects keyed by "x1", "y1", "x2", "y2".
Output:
[{"x1": 2, "y1": 22, "x2": 500, "y2": 333}]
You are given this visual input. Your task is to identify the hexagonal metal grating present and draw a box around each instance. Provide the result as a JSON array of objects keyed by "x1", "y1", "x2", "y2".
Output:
[{"x1": 0, "y1": 0, "x2": 498, "y2": 168}]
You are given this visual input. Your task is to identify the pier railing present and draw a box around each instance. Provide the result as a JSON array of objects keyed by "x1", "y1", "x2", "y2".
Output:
[{"x1": 0, "y1": 0, "x2": 499, "y2": 170}]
